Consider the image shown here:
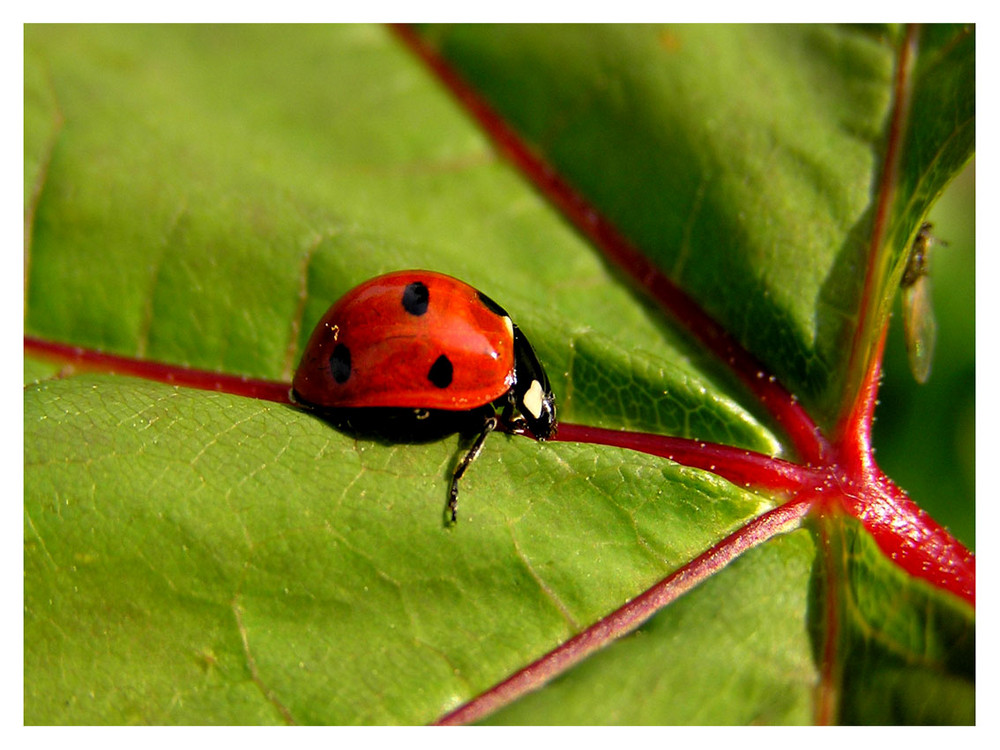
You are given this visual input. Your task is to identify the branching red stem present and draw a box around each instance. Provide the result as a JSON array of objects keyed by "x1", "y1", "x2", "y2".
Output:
[
  {"x1": 24, "y1": 24, "x2": 974, "y2": 726},
  {"x1": 386, "y1": 23, "x2": 974, "y2": 725},
  {"x1": 390, "y1": 24, "x2": 830, "y2": 468},
  {"x1": 831, "y1": 327, "x2": 974, "y2": 602}
]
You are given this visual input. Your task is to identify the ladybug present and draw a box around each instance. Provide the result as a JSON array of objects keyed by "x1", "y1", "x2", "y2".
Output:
[{"x1": 292, "y1": 270, "x2": 557, "y2": 524}]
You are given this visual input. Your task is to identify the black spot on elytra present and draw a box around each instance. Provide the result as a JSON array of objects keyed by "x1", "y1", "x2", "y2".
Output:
[
  {"x1": 329, "y1": 343, "x2": 351, "y2": 384},
  {"x1": 427, "y1": 354, "x2": 453, "y2": 389},
  {"x1": 477, "y1": 291, "x2": 508, "y2": 318},
  {"x1": 402, "y1": 281, "x2": 430, "y2": 316}
]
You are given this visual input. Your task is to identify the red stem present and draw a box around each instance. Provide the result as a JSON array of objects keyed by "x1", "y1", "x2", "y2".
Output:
[
  {"x1": 24, "y1": 23, "x2": 974, "y2": 726},
  {"x1": 24, "y1": 336, "x2": 293, "y2": 404},
  {"x1": 390, "y1": 24, "x2": 830, "y2": 468},
  {"x1": 832, "y1": 329, "x2": 974, "y2": 603},
  {"x1": 386, "y1": 24, "x2": 974, "y2": 725},
  {"x1": 435, "y1": 494, "x2": 814, "y2": 726},
  {"x1": 555, "y1": 423, "x2": 824, "y2": 494},
  {"x1": 835, "y1": 24, "x2": 917, "y2": 443},
  {"x1": 814, "y1": 513, "x2": 843, "y2": 726}
]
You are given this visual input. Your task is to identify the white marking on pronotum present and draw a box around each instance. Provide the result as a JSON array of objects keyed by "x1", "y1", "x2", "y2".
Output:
[{"x1": 522, "y1": 379, "x2": 545, "y2": 419}]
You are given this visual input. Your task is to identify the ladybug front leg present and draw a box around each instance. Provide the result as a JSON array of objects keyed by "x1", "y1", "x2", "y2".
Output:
[
  {"x1": 497, "y1": 393, "x2": 526, "y2": 434},
  {"x1": 448, "y1": 416, "x2": 498, "y2": 524}
]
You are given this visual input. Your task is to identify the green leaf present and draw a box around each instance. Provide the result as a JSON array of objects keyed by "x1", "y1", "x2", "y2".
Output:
[
  {"x1": 24, "y1": 24, "x2": 973, "y2": 724},
  {"x1": 25, "y1": 374, "x2": 773, "y2": 724},
  {"x1": 482, "y1": 530, "x2": 822, "y2": 725},
  {"x1": 417, "y1": 23, "x2": 973, "y2": 429},
  {"x1": 832, "y1": 516, "x2": 975, "y2": 725},
  {"x1": 480, "y1": 517, "x2": 974, "y2": 725}
]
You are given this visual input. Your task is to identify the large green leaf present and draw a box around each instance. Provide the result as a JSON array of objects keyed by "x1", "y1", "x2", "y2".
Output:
[
  {"x1": 416, "y1": 24, "x2": 973, "y2": 430},
  {"x1": 481, "y1": 518, "x2": 973, "y2": 725},
  {"x1": 24, "y1": 24, "x2": 973, "y2": 724},
  {"x1": 25, "y1": 374, "x2": 778, "y2": 724}
]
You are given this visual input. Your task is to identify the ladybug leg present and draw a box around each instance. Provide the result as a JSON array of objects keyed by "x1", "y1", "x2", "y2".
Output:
[
  {"x1": 448, "y1": 415, "x2": 498, "y2": 524},
  {"x1": 497, "y1": 393, "x2": 526, "y2": 434}
]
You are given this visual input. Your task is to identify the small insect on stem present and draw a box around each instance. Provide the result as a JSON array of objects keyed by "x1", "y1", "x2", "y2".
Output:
[{"x1": 901, "y1": 222, "x2": 944, "y2": 384}]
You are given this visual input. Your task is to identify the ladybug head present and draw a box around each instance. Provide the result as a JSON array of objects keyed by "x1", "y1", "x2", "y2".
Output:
[{"x1": 511, "y1": 326, "x2": 557, "y2": 440}]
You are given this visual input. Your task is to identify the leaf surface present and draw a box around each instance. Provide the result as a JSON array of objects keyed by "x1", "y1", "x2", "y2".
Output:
[{"x1": 24, "y1": 24, "x2": 974, "y2": 724}]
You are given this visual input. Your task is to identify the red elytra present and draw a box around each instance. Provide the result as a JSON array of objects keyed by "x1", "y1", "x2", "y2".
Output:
[{"x1": 292, "y1": 270, "x2": 515, "y2": 411}]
